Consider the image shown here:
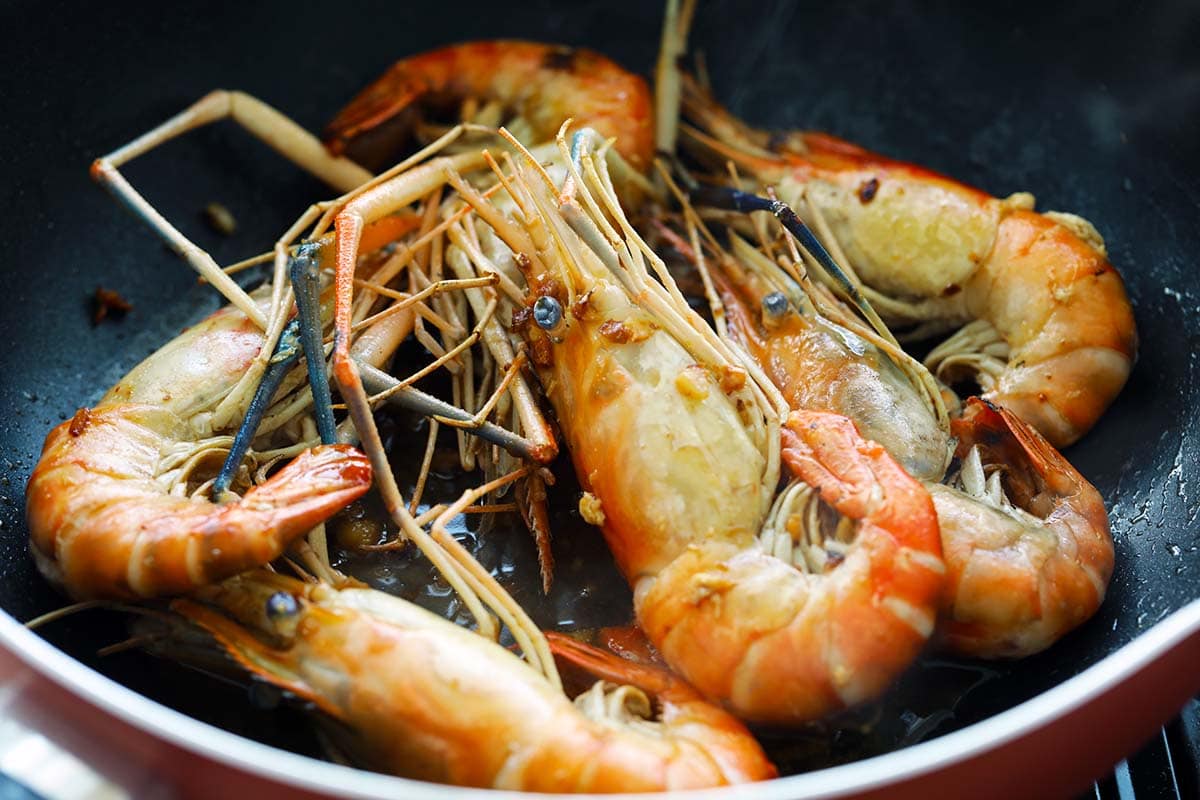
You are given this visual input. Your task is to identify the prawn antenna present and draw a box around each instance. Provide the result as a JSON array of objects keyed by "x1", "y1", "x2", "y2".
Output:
[
  {"x1": 212, "y1": 320, "x2": 304, "y2": 498},
  {"x1": 23, "y1": 600, "x2": 107, "y2": 630},
  {"x1": 690, "y1": 185, "x2": 892, "y2": 341}
]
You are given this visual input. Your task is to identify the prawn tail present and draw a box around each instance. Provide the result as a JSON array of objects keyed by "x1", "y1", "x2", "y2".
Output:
[
  {"x1": 780, "y1": 408, "x2": 944, "y2": 652},
  {"x1": 323, "y1": 66, "x2": 426, "y2": 162},
  {"x1": 202, "y1": 444, "x2": 372, "y2": 584},
  {"x1": 780, "y1": 409, "x2": 939, "y2": 543},
  {"x1": 953, "y1": 399, "x2": 1079, "y2": 501},
  {"x1": 240, "y1": 444, "x2": 373, "y2": 531},
  {"x1": 954, "y1": 397, "x2": 1111, "y2": 541},
  {"x1": 545, "y1": 631, "x2": 675, "y2": 698}
]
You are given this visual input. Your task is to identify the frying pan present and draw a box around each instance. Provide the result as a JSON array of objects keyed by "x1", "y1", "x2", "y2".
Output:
[{"x1": 1, "y1": 0, "x2": 1198, "y2": 797}]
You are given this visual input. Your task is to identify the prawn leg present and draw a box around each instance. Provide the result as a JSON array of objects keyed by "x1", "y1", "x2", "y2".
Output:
[
  {"x1": 324, "y1": 145, "x2": 560, "y2": 463},
  {"x1": 90, "y1": 90, "x2": 372, "y2": 327},
  {"x1": 545, "y1": 631, "x2": 778, "y2": 783}
]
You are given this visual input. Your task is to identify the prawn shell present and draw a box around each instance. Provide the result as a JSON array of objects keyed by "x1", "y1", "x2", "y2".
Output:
[
  {"x1": 682, "y1": 76, "x2": 1137, "y2": 447},
  {"x1": 325, "y1": 41, "x2": 654, "y2": 172},
  {"x1": 971, "y1": 211, "x2": 1137, "y2": 446},
  {"x1": 636, "y1": 411, "x2": 944, "y2": 724},
  {"x1": 174, "y1": 577, "x2": 776, "y2": 790},
  {"x1": 546, "y1": 282, "x2": 769, "y2": 578},
  {"x1": 27, "y1": 406, "x2": 372, "y2": 599},
  {"x1": 933, "y1": 398, "x2": 1114, "y2": 657}
]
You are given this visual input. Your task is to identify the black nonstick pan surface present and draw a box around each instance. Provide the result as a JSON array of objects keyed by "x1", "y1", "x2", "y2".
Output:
[{"x1": 1, "y1": 0, "x2": 1198, "y2": 796}]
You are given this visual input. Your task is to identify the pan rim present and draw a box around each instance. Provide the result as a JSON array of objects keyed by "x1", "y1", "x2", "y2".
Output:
[{"x1": 2, "y1": 599, "x2": 1198, "y2": 798}]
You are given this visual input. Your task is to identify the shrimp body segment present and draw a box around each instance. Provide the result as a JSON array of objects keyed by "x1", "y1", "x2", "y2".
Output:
[
  {"x1": 636, "y1": 410, "x2": 944, "y2": 723},
  {"x1": 930, "y1": 398, "x2": 1114, "y2": 658},
  {"x1": 683, "y1": 80, "x2": 1137, "y2": 447},
  {"x1": 175, "y1": 573, "x2": 775, "y2": 791},
  {"x1": 940, "y1": 210, "x2": 1138, "y2": 449},
  {"x1": 101, "y1": 298, "x2": 273, "y2": 432},
  {"x1": 524, "y1": 278, "x2": 771, "y2": 580},
  {"x1": 325, "y1": 41, "x2": 654, "y2": 172},
  {"x1": 26, "y1": 299, "x2": 372, "y2": 600}
]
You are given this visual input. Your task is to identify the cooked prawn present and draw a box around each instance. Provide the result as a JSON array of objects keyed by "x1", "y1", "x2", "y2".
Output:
[
  {"x1": 324, "y1": 40, "x2": 654, "y2": 173},
  {"x1": 171, "y1": 570, "x2": 776, "y2": 790},
  {"x1": 67, "y1": 85, "x2": 551, "y2": 602},
  {"x1": 679, "y1": 75, "x2": 1137, "y2": 448},
  {"x1": 930, "y1": 398, "x2": 1114, "y2": 658},
  {"x1": 683, "y1": 202, "x2": 1114, "y2": 659},
  {"x1": 487, "y1": 129, "x2": 943, "y2": 723},
  {"x1": 26, "y1": 295, "x2": 372, "y2": 600}
]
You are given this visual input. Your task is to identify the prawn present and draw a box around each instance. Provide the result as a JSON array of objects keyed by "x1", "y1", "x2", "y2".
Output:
[
  {"x1": 486, "y1": 129, "x2": 943, "y2": 723},
  {"x1": 71, "y1": 79, "x2": 577, "y2": 599},
  {"x1": 686, "y1": 200, "x2": 1114, "y2": 658},
  {"x1": 678, "y1": 75, "x2": 1137, "y2": 448},
  {"x1": 324, "y1": 40, "x2": 654, "y2": 173},
  {"x1": 930, "y1": 398, "x2": 1114, "y2": 658},
  {"x1": 168, "y1": 570, "x2": 776, "y2": 790},
  {"x1": 26, "y1": 292, "x2": 371, "y2": 600}
]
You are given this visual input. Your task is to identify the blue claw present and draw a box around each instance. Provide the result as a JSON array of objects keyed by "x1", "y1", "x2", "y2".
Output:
[
  {"x1": 290, "y1": 242, "x2": 337, "y2": 446},
  {"x1": 212, "y1": 320, "x2": 303, "y2": 500}
]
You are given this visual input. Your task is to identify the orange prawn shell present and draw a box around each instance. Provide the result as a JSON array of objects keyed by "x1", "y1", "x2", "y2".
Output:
[
  {"x1": 683, "y1": 77, "x2": 1137, "y2": 447},
  {"x1": 325, "y1": 41, "x2": 654, "y2": 171},
  {"x1": 534, "y1": 282, "x2": 770, "y2": 580},
  {"x1": 26, "y1": 405, "x2": 372, "y2": 600},
  {"x1": 933, "y1": 398, "x2": 1114, "y2": 657},
  {"x1": 177, "y1": 579, "x2": 776, "y2": 790},
  {"x1": 637, "y1": 411, "x2": 944, "y2": 723},
  {"x1": 970, "y1": 211, "x2": 1137, "y2": 446}
]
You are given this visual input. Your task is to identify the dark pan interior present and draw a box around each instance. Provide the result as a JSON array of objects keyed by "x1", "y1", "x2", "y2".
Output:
[{"x1": 1, "y1": 0, "x2": 1198, "y2": 778}]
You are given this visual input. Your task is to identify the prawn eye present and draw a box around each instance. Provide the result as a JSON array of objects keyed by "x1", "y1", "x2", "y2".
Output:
[
  {"x1": 265, "y1": 591, "x2": 299, "y2": 621},
  {"x1": 533, "y1": 296, "x2": 563, "y2": 331},
  {"x1": 762, "y1": 291, "x2": 790, "y2": 321}
]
